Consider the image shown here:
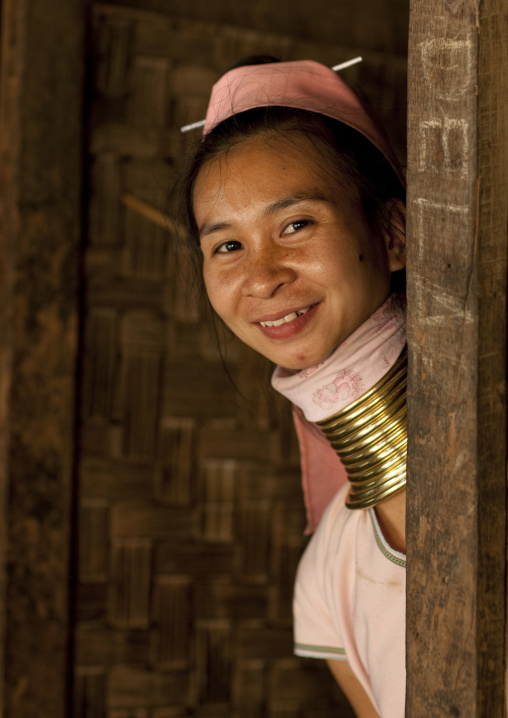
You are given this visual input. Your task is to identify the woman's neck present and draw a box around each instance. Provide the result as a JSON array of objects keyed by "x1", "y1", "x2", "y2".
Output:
[{"x1": 271, "y1": 293, "x2": 407, "y2": 513}]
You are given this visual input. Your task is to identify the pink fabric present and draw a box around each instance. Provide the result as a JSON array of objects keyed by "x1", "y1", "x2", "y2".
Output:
[
  {"x1": 203, "y1": 60, "x2": 404, "y2": 185},
  {"x1": 293, "y1": 483, "x2": 406, "y2": 717},
  {"x1": 273, "y1": 295, "x2": 406, "y2": 533},
  {"x1": 272, "y1": 295, "x2": 406, "y2": 422},
  {"x1": 292, "y1": 407, "x2": 348, "y2": 534}
]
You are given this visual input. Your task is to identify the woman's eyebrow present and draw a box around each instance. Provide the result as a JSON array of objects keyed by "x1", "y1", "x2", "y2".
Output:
[
  {"x1": 199, "y1": 220, "x2": 232, "y2": 239},
  {"x1": 263, "y1": 192, "x2": 330, "y2": 216}
]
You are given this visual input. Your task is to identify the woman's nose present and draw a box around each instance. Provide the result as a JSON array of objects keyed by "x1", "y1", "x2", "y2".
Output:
[{"x1": 241, "y1": 245, "x2": 297, "y2": 299}]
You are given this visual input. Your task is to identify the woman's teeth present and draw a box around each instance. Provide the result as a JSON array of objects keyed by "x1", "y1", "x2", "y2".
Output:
[{"x1": 259, "y1": 307, "x2": 310, "y2": 328}]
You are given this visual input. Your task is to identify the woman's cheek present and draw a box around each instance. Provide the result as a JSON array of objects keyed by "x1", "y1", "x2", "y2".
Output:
[{"x1": 204, "y1": 269, "x2": 233, "y2": 317}]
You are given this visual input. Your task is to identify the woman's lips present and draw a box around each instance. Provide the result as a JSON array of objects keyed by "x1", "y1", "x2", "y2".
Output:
[
  {"x1": 259, "y1": 306, "x2": 311, "y2": 328},
  {"x1": 256, "y1": 303, "x2": 319, "y2": 339}
]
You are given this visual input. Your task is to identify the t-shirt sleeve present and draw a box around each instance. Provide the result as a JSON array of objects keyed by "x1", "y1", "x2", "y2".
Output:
[{"x1": 293, "y1": 485, "x2": 349, "y2": 661}]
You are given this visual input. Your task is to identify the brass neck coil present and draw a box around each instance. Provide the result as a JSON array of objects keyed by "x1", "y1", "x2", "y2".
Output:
[{"x1": 317, "y1": 346, "x2": 407, "y2": 510}]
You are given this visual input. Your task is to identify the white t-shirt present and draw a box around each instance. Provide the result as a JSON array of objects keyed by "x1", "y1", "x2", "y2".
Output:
[{"x1": 293, "y1": 483, "x2": 406, "y2": 718}]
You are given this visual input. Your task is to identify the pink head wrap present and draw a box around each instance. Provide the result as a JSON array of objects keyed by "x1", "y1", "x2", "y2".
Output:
[{"x1": 203, "y1": 60, "x2": 404, "y2": 185}]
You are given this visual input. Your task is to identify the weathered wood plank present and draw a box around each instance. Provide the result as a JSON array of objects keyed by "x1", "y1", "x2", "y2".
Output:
[
  {"x1": 406, "y1": 0, "x2": 508, "y2": 715},
  {"x1": 0, "y1": 0, "x2": 85, "y2": 715}
]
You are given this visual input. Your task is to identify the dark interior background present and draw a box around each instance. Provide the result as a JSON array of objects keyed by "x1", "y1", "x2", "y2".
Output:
[{"x1": 76, "y1": 2, "x2": 408, "y2": 715}]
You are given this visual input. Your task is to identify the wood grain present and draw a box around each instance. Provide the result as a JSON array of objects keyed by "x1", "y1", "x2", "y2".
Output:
[
  {"x1": 406, "y1": 0, "x2": 508, "y2": 714},
  {"x1": 0, "y1": 0, "x2": 85, "y2": 716}
]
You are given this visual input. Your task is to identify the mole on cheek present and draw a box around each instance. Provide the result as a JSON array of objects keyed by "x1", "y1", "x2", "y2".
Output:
[{"x1": 358, "y1": 253, "x2": 365, "y2": 262}]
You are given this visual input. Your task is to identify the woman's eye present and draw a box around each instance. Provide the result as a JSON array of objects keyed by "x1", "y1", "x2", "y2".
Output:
[
  {"x1": 283, "y1": 220, "x2": 310, "y2": 235},
  {"x1": 215, "y1": 240, "x2": 243, "y2": 254}
]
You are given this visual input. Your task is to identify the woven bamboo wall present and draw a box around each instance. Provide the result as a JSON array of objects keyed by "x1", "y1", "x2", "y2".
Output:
[{"x1": 74, "y1": 5, "x2": 407, "y2": 715}]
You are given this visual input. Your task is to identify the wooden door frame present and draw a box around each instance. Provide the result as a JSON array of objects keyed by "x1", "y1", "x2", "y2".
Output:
[
  {"x1": 0, "y1": 1, "x2": 506, "y2": 716},
  {"x1": 406, "y1": 0, "x2": 508, "y2": 715},
  {"x1": 0, "y1": 1, "x2": 85, "y2": 715}
]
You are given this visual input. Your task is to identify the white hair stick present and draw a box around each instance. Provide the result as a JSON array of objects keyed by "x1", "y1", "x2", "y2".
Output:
[
  {"x1": 180, "y1": 118, "x2": 207, "y2": 133},
  {"x1": 331, "y1": 56, "x2": 363, "y2": 72}
]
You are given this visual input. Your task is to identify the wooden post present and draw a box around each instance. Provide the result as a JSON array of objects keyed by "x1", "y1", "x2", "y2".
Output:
[
  {"x1": 0, "y1": 1, "x2": 85, "y2": 715},
  {"x1": 406, "y1": 1, "x2": 508, "y2": 715}
]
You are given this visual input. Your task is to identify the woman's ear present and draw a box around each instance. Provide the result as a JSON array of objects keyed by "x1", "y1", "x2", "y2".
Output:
[{"x1": 383, "y1": 198, "x2": 406, "y2": 271}]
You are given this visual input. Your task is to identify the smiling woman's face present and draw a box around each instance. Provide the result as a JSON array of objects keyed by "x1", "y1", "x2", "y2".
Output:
[{"x1": 193, "y1": 133, "x2": 403, "y2": 370}]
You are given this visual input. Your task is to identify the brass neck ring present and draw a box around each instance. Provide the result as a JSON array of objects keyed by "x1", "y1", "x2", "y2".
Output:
[{"x1": 317, "y1": 346, "x2": 407, "y2": 510}]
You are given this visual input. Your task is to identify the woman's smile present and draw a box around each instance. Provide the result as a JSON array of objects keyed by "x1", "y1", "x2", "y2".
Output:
[
  {"x1": 256, "y1": 303, "x2": 319, "y2": 341},
  {"x1": 193, "y1": 133, "x2": 398, "y2": 370},
  {"x1": 258, "y1": 304, "x2": 313, "y2": 328}
]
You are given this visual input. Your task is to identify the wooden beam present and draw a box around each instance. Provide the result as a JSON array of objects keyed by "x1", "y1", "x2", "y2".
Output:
[
  {"x1": 406, "y1": 1, "x2": 508, "y2": 715},
  {"x1": 0, "y1": 1, "x2": 85, "y2": 715}
]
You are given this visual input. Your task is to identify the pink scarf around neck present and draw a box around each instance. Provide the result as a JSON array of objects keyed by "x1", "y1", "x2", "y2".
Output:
[{"x1": 271, "y1": 295, "x2": 406, "y2": 532}]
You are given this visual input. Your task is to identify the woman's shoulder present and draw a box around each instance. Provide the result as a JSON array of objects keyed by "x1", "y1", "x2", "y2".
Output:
[
  {"x1": 311, "y1": 483, "x2": 360, "y2": 547},
  {"x1": 298, "y1": 484, "x2": 361, "y2": 576}
]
